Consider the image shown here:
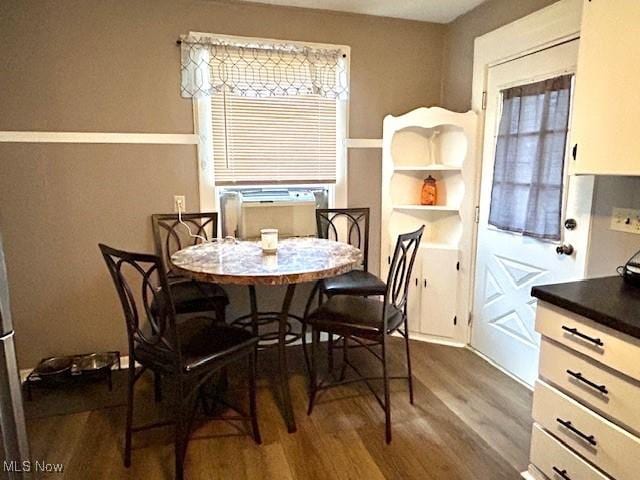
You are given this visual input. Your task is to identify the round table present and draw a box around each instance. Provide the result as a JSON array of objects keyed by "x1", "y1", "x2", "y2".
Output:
[{"x1": 171, "y1": 237, "x2": 362, "y2": 433}]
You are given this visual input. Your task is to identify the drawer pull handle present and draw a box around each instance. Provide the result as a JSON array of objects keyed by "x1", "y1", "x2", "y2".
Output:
[
  {"x1": 561, "y1": 325, "x2": 604, "y2": 347},
  {"x1": 552, "y1": 466, "x2": 571, "y2": 480},
  {"x1": 556, "y1": 418, "x2": 597, "y2": 446},
  {"x1": 566, "y1": 369, "x2": 609, "y2": 395}
]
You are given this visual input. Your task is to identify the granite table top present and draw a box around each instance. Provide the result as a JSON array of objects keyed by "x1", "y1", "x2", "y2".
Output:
[{"x1": 171, "y1": 237, "x2": 363, "y2": 286}]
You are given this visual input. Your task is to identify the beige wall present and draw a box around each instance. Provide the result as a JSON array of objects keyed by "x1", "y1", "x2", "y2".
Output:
[
  {"x1": 586, "y1": 177, "x2": 640, "y2": 277},
  {"x1": 0, "y1": 0, "x2": 445, "y2": 367},
  {"x1": 441, "y1": 0, "x2": 558, "y2": 112}
]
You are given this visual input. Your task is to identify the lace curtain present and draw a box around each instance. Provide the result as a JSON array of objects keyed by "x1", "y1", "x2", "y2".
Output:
[
  {"x1": 488, "y1": 74, "x2": 573, "y2": 241},
  {"x1": 180, "y1": 34, "x2": 349, "y2": 99}
]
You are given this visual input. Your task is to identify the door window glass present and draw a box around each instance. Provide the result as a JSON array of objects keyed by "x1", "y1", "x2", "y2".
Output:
[{"x1": 488, "y1": 74, "x2": 573, "y2": 241}]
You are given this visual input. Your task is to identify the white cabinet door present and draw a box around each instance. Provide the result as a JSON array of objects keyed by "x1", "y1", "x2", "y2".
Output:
[
  {"x1": 406, "y1": 247, "x2": 422, "y2": 334},
  {"x1": 420, "y1": 248, "x2": 459, "y2": 338},
  {"x1": 571, "y1": 0, "x2": 640, "y2": 175}
]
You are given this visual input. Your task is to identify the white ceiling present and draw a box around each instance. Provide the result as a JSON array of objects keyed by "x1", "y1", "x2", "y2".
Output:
[{"x1": 246, "y1": 0, "x2": 487, "y2": 24}]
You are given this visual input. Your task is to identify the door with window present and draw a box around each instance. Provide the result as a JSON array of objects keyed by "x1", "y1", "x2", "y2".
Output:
[{"x1": 471, "y1": 40, "x2": 594, "y2": 386}]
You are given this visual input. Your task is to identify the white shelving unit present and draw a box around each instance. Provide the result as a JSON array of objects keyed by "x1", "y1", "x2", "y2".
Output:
[
  {"x1": 381, "y1": 107, "x2": 477, "y2": 345},
  {"x1": 393, "y1": 165, "x2": 462, "y2": 172}
]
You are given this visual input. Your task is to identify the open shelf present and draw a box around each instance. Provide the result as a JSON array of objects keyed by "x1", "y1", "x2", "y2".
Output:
[
  {"x1": 390, "y1": 170, "x2": 464, "y2": 209},
  {"x1": 393, "y1": 205, "x2": 459, "y2": 212},
  {"x1": 387, "y1": 209, "x2": 463, "y2": 246},
  {"x1": 394, "y1": 165, "x2": 462, "y2": 172},
  {"x1": 390, "y1": 124, "x2": 468, "y2": 169}
]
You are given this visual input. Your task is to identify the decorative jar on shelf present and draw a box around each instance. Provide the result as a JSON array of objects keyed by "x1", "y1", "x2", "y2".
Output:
[{"x1": 420, "y1": 175, "x2": 437, "y2": 206}]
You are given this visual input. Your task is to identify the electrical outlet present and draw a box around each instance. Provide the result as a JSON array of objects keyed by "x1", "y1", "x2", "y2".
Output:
[
  {"x1": 610, "y1": 207, "x2": 640, "y2": 234},
  {"x1": 173, "y1": 195, "x2": 186, "y2": 213}
]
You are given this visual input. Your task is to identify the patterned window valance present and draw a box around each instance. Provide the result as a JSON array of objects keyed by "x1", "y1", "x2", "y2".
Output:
[{"x1": 180, "y1": 33, "x2": 349, "y2": 99}]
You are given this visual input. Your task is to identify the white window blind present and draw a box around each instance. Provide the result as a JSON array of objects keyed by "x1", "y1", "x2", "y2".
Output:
[{"x1": 211, "y1": 92, "x2": 337, "y2": 185}]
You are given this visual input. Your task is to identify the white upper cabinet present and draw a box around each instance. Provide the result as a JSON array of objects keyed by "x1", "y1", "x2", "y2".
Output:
[{"x1": 570, "y1": 0, "x2": 640, "y2": 175}]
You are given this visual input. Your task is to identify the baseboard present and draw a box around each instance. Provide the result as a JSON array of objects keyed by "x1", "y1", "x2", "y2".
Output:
[
  {"x1": 392, "y1": 331, "x2": 466, "y2": 348},
  {"x1": 466, "y1": 346, "x2": 534, "y2": 391}
]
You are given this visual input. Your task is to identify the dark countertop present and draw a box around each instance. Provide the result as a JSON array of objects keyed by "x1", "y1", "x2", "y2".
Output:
[{"x1": 532, "y1": 276, "x2": 640, "y2": 340}]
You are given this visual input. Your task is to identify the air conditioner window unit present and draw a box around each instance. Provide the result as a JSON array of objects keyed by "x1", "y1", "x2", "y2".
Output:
[{"x1": 220, "y1": 188, "x2": 326, "y2": 239}]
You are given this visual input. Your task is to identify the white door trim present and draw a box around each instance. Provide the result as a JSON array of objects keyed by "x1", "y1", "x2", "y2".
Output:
[{"x1": 468, "y1": 0, "x2": 583, "y2": 343}]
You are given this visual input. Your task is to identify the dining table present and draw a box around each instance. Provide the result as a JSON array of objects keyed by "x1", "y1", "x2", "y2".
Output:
[{"x1": 170, "y1": 236, "x2": 362, "y2": 433}]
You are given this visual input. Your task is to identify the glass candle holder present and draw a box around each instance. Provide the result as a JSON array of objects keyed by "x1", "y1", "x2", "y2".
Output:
[{"x1": 260, "y1": 228, "x2": 278, "y2": 253}]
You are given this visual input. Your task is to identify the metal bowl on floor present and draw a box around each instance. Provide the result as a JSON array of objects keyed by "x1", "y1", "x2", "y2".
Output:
[
  {"x1": 74, "y1": 352, "x2": 117, "y2": 372},
  {"x1": 33, "y1": 356, "x2": 74, "y2": 377}
]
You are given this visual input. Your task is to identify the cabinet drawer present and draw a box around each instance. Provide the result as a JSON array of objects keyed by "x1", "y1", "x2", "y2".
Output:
[
  {"x1": 530, "y1": 423, "x2": 610, "y2": 480},
  {"x1": 539, "y1": 338, "x2": 640, "y2": 436},
  {"x1": 536, "y1": 302, "x2": 640, "y2": 381},
  {"x1": 533, "y1": 380, "x2": 640, "y2": 480}
]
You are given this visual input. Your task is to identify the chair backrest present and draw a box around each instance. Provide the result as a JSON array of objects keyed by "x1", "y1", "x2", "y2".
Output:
[
  {"x1": 316, "y1": 208, "x2": 370, "y2": 271},
  {"x1": 99, "y1": 243, "x2": 181, "y2": 368},
  {"x1": 384, "y1": 226, "x2": 425, "y2": 316},
  {"x1": 151, "y1": 212, "x2": 218, "y2": 273}
]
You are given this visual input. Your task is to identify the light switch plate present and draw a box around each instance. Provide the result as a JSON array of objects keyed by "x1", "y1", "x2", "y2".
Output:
[{"x1": 610, "y1": 207, "x2": 640, "y2": 234}]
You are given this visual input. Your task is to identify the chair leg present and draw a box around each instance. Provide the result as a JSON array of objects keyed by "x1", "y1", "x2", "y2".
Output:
[
  {"x1": 218, "y1": 366, "x2": 229, "y2": 393},
  {"x1": 214, "y1": 302, "x2": 227, "y2": 325},
  {"x1": 301, "y1": 321, "x2": 311, "y2": 378},
  {"x1": 327, "y1": 333, "x2": 334, "y2": 372},
  {"x1": 339, "y1": 336, "x2": 349, "y2": 381},
  {"x1": 153, "y1": 372, "x2": 162, "y2": 403},
  {"x1": 248, "y1": 349, "x2": 262, "y2": 444},
  {"x1": 174, "y1": 380, "x2": 187, "y2": 480},
  {"x1": 307, "y1": 328, "x2": 320, "y2": 415},
  {"x1": 403, "y1": 320, "x2": 415, "y2": 405},
  {"x1": 382, "y1": 336, "x2": 392, "y2": 444},
  {"x1": 124, "y1": 362, "x2": 136, "y2": 468}
]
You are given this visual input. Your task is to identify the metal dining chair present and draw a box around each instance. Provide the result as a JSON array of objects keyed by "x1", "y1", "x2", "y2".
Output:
[
  {"x1": 305, "y1": 225, "x2": 424, "y2": 443},
  {"x1": 315, "y1": 208, "x2": 385, "y2": 296},
  {"x1": 99, "y1": 244, "x2": 261, "y2": 480},
  {"x1": 310, "y1": 208, "x2": 387, "y2": 373},
  {"x1": 151, "y1": 213, "x2": 229, "y2": 323}
]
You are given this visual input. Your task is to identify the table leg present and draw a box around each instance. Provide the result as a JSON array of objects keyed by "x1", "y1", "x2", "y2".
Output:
[
  {"x1": 246, "y1": 284, "x2": 298, "y2": 433},
  {"x1": 278, "y1": 284, "x2": 297, "y2": 433}
]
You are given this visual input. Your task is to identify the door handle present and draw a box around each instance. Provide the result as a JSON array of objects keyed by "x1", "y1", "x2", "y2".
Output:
[{"x1": 556, "y1": 244, "x2": 574, "y2": 255}]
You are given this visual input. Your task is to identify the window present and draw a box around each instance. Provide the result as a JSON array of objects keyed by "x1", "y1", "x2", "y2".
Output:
[
  {"x1": 181, "y1": 33, "x2": 349, "y2": 211},
  {"x1": 488, "y1": 74, "x2": 573, "y2": 241},
  {"x1": 212, "y1": 93, "x2": 337, "y2": 185}
]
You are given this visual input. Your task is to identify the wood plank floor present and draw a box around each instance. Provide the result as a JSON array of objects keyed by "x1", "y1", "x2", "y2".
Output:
[{"x1": 26, "y1": 338, "x2": 533, "y2": 479}]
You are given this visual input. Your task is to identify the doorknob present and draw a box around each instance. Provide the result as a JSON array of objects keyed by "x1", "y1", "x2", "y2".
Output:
[{"x1": 556, "y1": 244, "x2": 574, "y2": 256}]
